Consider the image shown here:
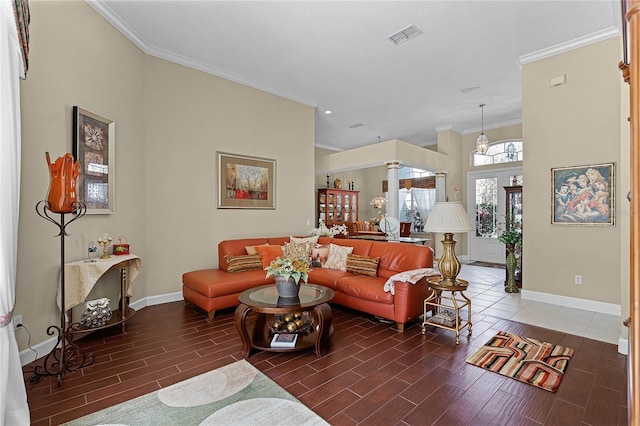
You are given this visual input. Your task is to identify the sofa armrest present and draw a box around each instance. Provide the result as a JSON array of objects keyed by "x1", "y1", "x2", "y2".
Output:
[{"x1": 392, "y1": 278, "x2": 434, "y2": 325}]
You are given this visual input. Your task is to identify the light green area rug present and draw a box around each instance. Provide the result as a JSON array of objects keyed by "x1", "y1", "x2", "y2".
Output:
[{"x1": 64, "y1": 360, "x2": 328, "y2": 425}]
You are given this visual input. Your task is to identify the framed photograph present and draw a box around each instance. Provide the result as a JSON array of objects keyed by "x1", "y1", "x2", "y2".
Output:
[
  {"x1": 551, "y1": 162, "x2": 614, "y2": 225},
  {"x1": 73, "y1": 107, "x2": 115, "y2": 214},
  {"x1": 217, "y1": 152, "x2": 276, "y2": 209}
]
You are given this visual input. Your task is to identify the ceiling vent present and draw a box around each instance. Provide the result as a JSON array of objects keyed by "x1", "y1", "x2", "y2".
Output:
[
  {"x1": 348, "y1": 123, "x2": 364, "y2": 129},
  {"x1": 388, "y1": 25, "x2": 423, "y2": 45},
  {"x1": 461, "y1": 85, "x2": 481, "y2": 94}
]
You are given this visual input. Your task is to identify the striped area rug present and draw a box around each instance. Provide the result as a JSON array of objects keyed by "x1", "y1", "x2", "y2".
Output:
[{"x1": 466, "y1": 331, "x2": 574, "y2": 392}]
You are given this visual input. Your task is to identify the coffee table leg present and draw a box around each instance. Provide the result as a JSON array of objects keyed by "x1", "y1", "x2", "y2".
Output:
[
  {"x1": 234, "y1": 303, "x2": 252, "y2": 358},
  {"x1": 313, "y1": 303, "x2": 332, "y2": 357}
]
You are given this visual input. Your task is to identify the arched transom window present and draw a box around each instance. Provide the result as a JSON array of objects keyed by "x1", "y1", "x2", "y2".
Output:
[{"x1": 473, "y1": 140, "x2": 523, "y2": 166}]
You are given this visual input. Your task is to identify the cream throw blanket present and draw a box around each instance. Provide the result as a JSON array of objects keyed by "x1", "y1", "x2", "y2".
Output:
[{"x1": 383, "y1": 268, "x2": 438, "y2": 295}]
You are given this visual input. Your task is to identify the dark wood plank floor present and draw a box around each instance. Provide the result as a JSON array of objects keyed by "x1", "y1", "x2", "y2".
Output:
[{"x1": 23, "y1": 300, "x2": 628, "y2": 425}]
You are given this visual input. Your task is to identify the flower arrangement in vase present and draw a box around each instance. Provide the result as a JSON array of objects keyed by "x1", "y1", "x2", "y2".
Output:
[{"x1": 265, "y1": 256, "x2": 310, "y2": 298}]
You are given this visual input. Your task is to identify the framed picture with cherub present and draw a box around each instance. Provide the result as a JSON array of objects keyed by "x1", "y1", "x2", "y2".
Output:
[{"x1": 551, "y1": 162, "x2": 614, "y2": 225}]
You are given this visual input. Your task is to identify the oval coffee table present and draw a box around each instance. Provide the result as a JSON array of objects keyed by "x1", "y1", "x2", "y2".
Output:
[{"x1": 234, "y1": 283, "x2": 334, "y2": 358}]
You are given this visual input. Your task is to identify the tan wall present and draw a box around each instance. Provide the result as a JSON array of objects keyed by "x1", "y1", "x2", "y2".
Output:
[
  {"x1": 16, "y1": 0, "x2": 146, "y2": 351},
  {"x1": 14, "y1": 1, "x2": 314, "y2": 351},
  {"x1": 522, "y1": 37, "x2": 625, "y2": 305},
  {"x1": 142, "y1": 56, "x2": 315, "y2": 295}
]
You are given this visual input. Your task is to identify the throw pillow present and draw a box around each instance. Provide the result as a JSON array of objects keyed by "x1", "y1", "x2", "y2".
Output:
[
  {"x1": 346, "y1": 254, "x2": 380, "y2": 277},
  {"x1": 311, "y1": 244, "x2": 330, "y2": 267},
  {"x1": 224, "y1": 254, "x2": 263, "y2": 273},
  {"x1": 255, "y1": 244, "x2": 284, "y2": 268},
  {"x1": 245, "y1": 243, "x2": 269, "y2": 255},
  {"x1": 290, "y1": 235, "x2": 319, "y2": 245},
  {"x1": 323, "y1": 243, "x2": 354, "y2": 271},
  {"x1": 283, "y1": 241, "x2": 313, "y2": 262}
]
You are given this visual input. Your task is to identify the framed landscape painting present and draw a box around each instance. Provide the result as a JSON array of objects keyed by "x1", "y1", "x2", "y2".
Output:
[
  {"x1": 551, "y1": 162, "x2": 614, "y2": 225},
  {"x1": 72, "y1": 106, "x2": 115, "y2": 214},
  {"x1": 217, "y1": 152, "x2": 276, "y2": 209}
]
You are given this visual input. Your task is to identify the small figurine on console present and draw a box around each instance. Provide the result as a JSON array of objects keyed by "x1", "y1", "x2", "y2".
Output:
[{"x1": 96, "y1": 233, "x2": 112, "y2": 259}]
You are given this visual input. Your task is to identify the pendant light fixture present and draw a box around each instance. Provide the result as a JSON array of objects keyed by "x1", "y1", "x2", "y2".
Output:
[{"x1": 476, "y1": 103, "x2": 489, "y2": 154}]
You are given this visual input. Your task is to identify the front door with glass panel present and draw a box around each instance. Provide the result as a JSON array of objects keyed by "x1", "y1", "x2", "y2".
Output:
[{"x1": 467, "y1": 168, "x2": 522, "y2": 263}]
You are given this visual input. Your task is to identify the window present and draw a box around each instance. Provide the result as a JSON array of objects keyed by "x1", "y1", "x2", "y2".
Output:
[
  {"x1": 398, "y1": 167, "x2": 435, "y2": 232},
  {"x1": 473, "y1": 140, "x2": 523, "y2": 166}
]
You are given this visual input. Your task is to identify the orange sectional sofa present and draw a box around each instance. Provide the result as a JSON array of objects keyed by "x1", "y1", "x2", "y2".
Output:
[{"x1": 182, "y1": 236, "x2": 435, "y2": 331}]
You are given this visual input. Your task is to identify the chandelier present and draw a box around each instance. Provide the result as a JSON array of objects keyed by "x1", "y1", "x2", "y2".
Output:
[{"x1": 476, "y1": 103, "x2": 489, "y2": 154}]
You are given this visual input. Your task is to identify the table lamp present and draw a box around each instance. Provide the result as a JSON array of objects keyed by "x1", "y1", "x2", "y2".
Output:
[{"x1": 424, "y1": 201, "x2": 474, "y2": 286}]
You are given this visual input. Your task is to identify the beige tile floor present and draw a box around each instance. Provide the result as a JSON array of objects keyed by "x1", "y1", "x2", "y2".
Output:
[{"x1": 456, "y1": 263, "x2": 622, "y2": 345}]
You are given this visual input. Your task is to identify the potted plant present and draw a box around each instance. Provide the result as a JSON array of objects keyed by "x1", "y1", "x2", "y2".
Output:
[
  {"x1": 265, "y1": 256, "x2": 311, "y2": 298},
  {"x1": 498, "y1": 219, "x2": 522, "y2": 293}
]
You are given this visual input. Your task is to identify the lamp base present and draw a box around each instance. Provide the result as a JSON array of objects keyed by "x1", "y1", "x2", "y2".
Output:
[{"x1": 437, "y1": 233, "x2": 462, "y2": 286}]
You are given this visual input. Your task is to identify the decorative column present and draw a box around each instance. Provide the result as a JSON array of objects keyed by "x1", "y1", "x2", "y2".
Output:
[
  {"x1": 435, "y1": 171, "x2": 447, "y2": 202},
  {"x1": 386, "y1": 161, "x2": 400, "y2": 219}
]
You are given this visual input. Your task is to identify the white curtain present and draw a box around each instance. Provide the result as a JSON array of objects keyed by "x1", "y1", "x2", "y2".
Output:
[
  {"x1": 412, "y1": 188, "x2": 436, "y2": 219},
  {"x1": 0, "y1": 0, "x2": 29, "y2": 424},
  {"x1": 398, "y1": 188, "x2": 436, "y2": 231}
]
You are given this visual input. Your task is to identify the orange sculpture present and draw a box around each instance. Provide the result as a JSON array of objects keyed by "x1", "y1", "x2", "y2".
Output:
[{"x1": 45, "y1": 152, "x2": 80, "y2": 213}]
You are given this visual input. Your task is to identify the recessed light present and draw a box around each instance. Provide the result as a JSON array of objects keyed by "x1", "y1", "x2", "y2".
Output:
[{"x1": 324, "y1": 110, "x2": 332, "y2": 115}]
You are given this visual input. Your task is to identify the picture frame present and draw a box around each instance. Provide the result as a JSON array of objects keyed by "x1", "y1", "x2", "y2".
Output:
[
  {"x1": 72, "y1": 106, "x2": 115, "y2": 214},
  {"x1": 551, "y1": 162, "x2": 614, "y2": 225},
  {"x1": 217, "y1": 152, "x2": 276, "y2": 209}
]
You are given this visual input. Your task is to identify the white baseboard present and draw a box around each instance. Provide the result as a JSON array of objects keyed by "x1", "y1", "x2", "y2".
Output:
[
  {"x1": 619, "y1": 337, "x2": 629, "y2": 355},
  {"x1": 520, "y1": 289, "x2": 621, "y2": 316},
  {"x1": 20, "y1": 292, "x2": 184, "y2": 366}
]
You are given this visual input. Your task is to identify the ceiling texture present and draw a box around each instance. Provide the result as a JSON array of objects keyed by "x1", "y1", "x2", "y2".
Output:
[{"x1": 88, "y1": 0, "x2": 622, "y2": 151}]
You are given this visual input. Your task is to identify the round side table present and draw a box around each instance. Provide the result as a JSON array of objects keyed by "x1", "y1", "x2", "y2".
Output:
[{"x1": 421, "y1": 277, "x2": 472, "y2": 344}]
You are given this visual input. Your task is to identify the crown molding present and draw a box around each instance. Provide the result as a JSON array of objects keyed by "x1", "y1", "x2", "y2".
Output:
[
  {"x1": 86, "y1": 0, "x2": 318, "y2": 108},
  {"x1": 515, "y1": 27, "x2": 620, "y2": 69}
]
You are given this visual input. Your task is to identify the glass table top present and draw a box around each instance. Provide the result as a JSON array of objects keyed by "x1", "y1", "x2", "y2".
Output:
[{"x1": 240, "y1": 284, "x2": 334, "y2": 308}]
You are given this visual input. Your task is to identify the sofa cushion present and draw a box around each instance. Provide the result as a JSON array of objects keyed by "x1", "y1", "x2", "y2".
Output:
[
  {"x1": 224, "y1": 254, "x2": 263, "y2": 273},
  {"x1": 219, "y1": 238, "x2": 269, "y2": 271},
  {"x1": 283, "y1": 241, "x2": 314, "y2": 262},
  {"x1": 183, "y1": 269, "x2": 272, "y2": 297},
  {"x1": 369, "y1": 241, "x2": 432, "y2": 279},
  {"x1": 290, "y1": 235, "x2": 319, "y2": 245},
  {"x1": 323, "y1": 243, "x2": 354, "y2": 271},
  {"x1": 311, "y1": 244, "x2": 330, "y2": 267},
  {"x1": 266, "y1": 237, "x2": 291, "y2": 246},
  {"x1": 346, "y1": 254, "x2": 380, "y2": 277},
  {"x1": 307, "y1": 267, "x2": 352, "y2": 290},
  {"x1": 245, "y1": 243, "x2": 269, "y2": 255},
  {"x1": 329, "y1": 238, "x2": 373, "y2": 256},
  {"x1": 336, "y1": 275, "x2": 393, "y2": 304},
  {"x1": 255, "y1": 244, "x2": 284, "y2": 268}
]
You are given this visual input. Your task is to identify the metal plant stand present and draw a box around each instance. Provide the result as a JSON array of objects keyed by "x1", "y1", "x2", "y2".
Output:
[{"x1": 34, "y1": 200, "x2": 94, "y2": 385}]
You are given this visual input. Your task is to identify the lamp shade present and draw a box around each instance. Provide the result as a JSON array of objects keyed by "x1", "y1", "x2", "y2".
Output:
[{"x1": 424, "y1": 201, "x2": 474, "y2": 233}]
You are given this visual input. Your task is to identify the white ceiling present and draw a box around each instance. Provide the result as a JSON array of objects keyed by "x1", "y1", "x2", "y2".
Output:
[{"x1": 88, "y1": 0, "x2": 622, "y2": 151}]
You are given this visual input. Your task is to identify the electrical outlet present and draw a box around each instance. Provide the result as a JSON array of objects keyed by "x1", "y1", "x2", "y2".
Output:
[
  {"x1": 575, "y1": 275, "x2": 582, "y2": 285},
  {"x1": 13, "y1": 314, "x2": 22, "y2": 330}
]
